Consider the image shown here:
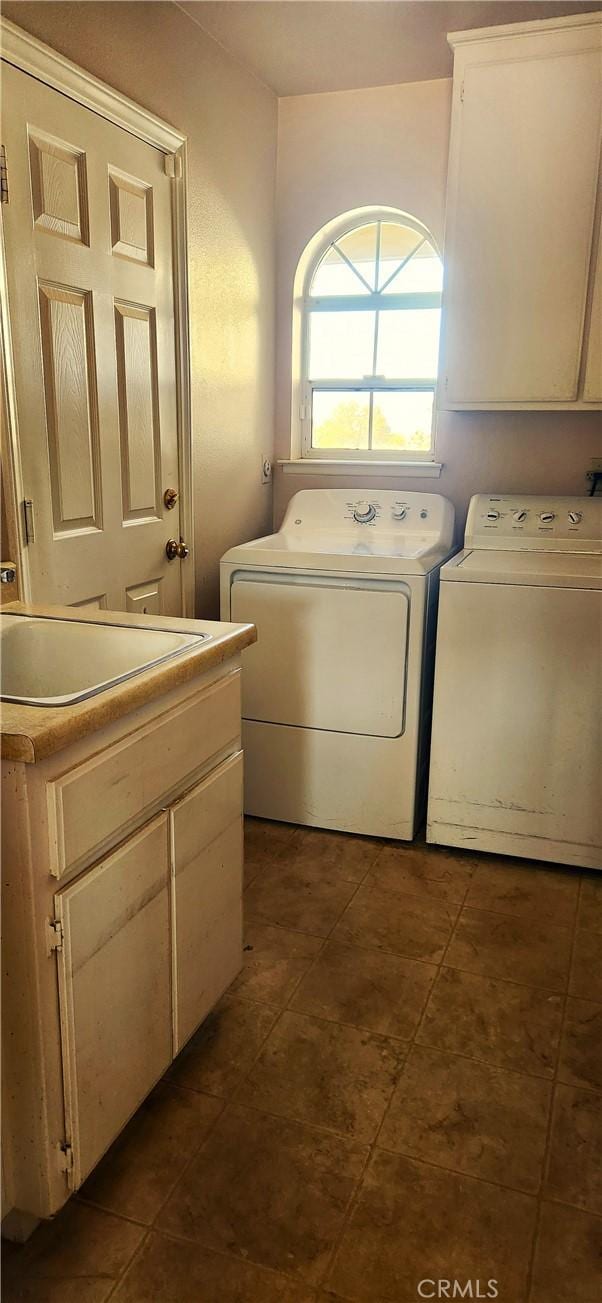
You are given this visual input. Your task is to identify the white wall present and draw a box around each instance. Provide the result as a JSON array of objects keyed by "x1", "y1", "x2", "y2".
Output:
[
  {"x1": 3, "y1": 1, "x2": 278, "y2": 615},
  {"x1": 275, "y1": 80, "x2": 601, "y2": 533}
]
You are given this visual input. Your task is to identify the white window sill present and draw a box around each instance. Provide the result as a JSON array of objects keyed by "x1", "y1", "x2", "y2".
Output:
[{"x1": 278, "y1": 459, "x2": 442, "y2": 478}]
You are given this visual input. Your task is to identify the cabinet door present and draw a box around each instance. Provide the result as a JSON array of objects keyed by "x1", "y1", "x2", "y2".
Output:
[
  {"x1": 442, "y1": 33, "x2": 601, "y2": 405},
  {"x1": 170, "y1": 752, "x2": 243, "y2": 1054},
  {"x1": 583, "y1": 225, "x2": 602, "y2": 402},
  {"x1": 55, "y1": 814, "x2": 171, "y2": 1188}
]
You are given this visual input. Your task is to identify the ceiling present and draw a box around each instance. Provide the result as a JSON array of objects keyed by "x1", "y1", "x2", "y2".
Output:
[{"x1": 178, "y1": 1, "x2": 600, "y2": 96}]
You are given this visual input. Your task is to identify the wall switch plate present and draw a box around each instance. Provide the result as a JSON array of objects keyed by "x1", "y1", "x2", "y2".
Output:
[{"x1": 261, "y1": 455, "x2": 272, "y2": 484}]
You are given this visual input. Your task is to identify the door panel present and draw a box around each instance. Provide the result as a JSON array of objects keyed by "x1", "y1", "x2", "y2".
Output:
[
  {"x1": 231, "y1": 574, "x2": 408, "y2": 737},
  {"x1": 114, "y1": 301, "x2": 161, "y2": 521},
  {"x1": 54, "y1": 814, "x2": 171, "y2": 1188},
  {"x1": 38, "y1": 283, "x2": 102, "y2": 533},
  {"x1": 170, "y1": 753, "x2": 243, "y2": 1053},
  {"x1": 2, "y1": 62, "x2": 182, "y2": 612}
]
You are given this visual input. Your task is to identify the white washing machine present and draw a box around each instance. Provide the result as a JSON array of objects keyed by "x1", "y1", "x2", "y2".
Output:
[
  {"x1": 220, "y1": 489, "x2": 455, "y2": 839},
  {"x1": 428, "y1": 494, "x2": 601, "y2": 870}
]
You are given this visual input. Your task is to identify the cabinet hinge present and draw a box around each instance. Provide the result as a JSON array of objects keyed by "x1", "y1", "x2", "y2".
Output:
[
  {"x1": 0, "y1": 145, "x2": 8, "y2": 204},
  {"x1": 164, "y1": 151, "x2": 182, "y2": 179},
  {"x1": 57, "y1": 1142, "x2": 75, "y2": 1179},
  {"x1": 46, "y1": 918, "x2": 64, "y2": 954}
]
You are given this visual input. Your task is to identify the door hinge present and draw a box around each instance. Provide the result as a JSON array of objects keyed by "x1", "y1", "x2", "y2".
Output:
[
  {"x1": 460, "y1": 80, "x2": 465, "y2": 104},
  {"x1": 164, "y1": 152, "x2": 182, "y2": 179},
  {"x1": 22, "y1": 498, "x2": 35, "y2": 545},
  {"x1": 0, "y1": 145, "x2": 8, "y2": 204},
  {"x1": 46, "y1": 918, "x2": 64, "y2": 954}
]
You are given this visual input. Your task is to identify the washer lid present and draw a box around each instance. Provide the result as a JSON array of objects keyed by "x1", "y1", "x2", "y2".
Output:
[{"x1": 442, "y1": 549, "x2": 602, "y2": 588}]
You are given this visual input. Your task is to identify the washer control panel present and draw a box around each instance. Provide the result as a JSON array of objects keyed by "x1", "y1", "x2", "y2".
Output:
[{"x1": 465, "y1": 496, "x2": 601, "y2": 553}]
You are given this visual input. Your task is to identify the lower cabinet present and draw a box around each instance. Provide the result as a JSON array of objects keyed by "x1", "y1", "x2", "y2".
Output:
[{"x1": 52, "y1": 751, "x2": 244, "y2": 1189}]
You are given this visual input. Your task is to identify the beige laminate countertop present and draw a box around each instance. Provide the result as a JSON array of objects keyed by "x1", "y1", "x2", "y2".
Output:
[{"x1": 1, "y1": 602, "x2": 256, "y2": 764}]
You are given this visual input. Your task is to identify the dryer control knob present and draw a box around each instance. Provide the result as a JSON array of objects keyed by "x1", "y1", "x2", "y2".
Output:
[
  {"x1": 568, "y1": 511, "x2": 582, "y2": 525},
  {"x1": 392, "y1": 505, "x2": 407, "y2": 520},
  {"x1": 353, "y1": 500, "x2": 376, "y2": 523},
  {"x1": 512, "y1": 510, "x2": 527, "y2": 523},
  {"x1": 486, "y1": 509, "x2": 500, "y2": 521},
  {"x1": 539, "y1": 512, "x2": 555, "y2": 524}
]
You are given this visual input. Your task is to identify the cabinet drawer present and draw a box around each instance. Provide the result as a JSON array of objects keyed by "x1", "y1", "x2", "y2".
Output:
[{"x1": 47, "y1": 671, "x2": 241, "y2": 879}]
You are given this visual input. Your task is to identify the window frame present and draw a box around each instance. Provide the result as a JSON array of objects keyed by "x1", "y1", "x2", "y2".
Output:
[{"x1": 297, "y1": 210, "x2": 442, "y2": 462}]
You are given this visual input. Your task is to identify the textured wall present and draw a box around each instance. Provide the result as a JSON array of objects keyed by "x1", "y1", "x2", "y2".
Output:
[
  {"x1": 3, "y1": 1, "x2": 277, "y2": 614},
  {"x1": 275, "y1": 81, "x2": 601, "y2": 534}
]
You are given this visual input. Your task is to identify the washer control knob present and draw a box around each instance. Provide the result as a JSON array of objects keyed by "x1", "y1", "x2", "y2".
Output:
[
  {"x1": 539, "y1": 511, "x2": 555, "y2": 524},
  {"x1": 512, "y1": 510, "x2": 527, "y2": 523},
  {"x1": 392, "y1": 504, "x2": 407, "y2": 520},
  {"x1": 568, "y1": 511, "x2": 582, "y2": 525},
  {"x1": 486, "y1": 509, "x2": 500, "y2": 521},
  {"x1": 353, "y1": 500, "x2": 376, "y2": 523}
]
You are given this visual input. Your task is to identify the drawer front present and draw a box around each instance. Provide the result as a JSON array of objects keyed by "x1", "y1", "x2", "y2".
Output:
[
  {"x1": 170, "y1": 751, "x2": 243, "y2": 1053},
  {"x1": 47, "y1": 671, "x2": 241, "y2": 879}
]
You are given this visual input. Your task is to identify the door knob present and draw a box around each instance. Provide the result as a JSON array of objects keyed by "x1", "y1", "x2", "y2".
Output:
[{"x1": 166, "y1": 538, "x2": 189, "y2": 561}]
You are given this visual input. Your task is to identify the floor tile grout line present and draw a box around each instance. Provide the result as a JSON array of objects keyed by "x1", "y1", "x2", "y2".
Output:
[
  {"x1": 523, "y1": 867, "x2": 584, "y2": 1303},
  {"x1": 371, "y1": 869, "x2": 473, "y2": 1152},
  {"x1": 124, "y1": 1217, "x2": 340, "y2": 1293},
  {"x1": 102, "y1": 1227, "x2": 152, "y2": 1303},
  {"x1": 372, "y1": 1139, "x2": 546, "y2": 1201},
  {"x1": 277, "y1": 845, "x2": 386, "y2": 1017}
]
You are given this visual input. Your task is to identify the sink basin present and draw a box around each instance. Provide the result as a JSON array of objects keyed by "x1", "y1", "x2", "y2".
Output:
[{"x1": 0, "y1": 613, "x2": 209, "y2": 707}]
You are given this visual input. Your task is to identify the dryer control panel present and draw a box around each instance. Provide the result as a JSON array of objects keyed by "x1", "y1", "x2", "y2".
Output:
[
  {"x1": 465, "y1": 496, "x2": 601, "y2": 553},
  {"x1": 281, "y1": 489, "x2": 454, "y2": 546}
]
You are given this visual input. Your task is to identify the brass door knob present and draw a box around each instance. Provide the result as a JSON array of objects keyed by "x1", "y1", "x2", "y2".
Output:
[{"x1": 166, "y1": 538, "x2": 189, "y2": 561}]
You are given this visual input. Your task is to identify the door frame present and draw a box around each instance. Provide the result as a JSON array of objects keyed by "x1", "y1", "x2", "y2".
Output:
[{"x1": 0, "y1": 17, "x2": 195, "y2": 616}]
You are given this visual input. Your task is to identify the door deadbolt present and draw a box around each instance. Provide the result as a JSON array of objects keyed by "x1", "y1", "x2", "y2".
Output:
[
  {"x1": 163, "y1": 487, "x2": 178, "y2": 510},
  {"x1": 166, "y1": 538, "x2": 189, "y2": 561}
]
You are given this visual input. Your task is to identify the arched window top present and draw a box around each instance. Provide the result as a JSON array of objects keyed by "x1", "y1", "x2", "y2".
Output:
[
  {"x1": 295, "y1": 209, "x2": 442, "y2": 462},
  {"x1": 309, "y1": 217, "x2": 443, "y2": 298}
]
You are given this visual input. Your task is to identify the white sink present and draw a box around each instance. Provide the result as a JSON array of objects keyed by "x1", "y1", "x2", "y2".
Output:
[{"x1": 0, "y1": 613, "x2": 208, "y2": 707}]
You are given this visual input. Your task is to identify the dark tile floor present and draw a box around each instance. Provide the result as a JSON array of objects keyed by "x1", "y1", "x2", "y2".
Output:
[{"x1": 3, "y1": 820, "x2": 601, "y2": 1302}]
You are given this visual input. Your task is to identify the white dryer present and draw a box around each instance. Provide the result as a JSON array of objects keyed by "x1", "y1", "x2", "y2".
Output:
[
  {"x1": 220, "y1": 489, "x2": 455, "y2": 839},
  {"x1": 428, "y1": 494, "x2": 601, "y2": 869}
]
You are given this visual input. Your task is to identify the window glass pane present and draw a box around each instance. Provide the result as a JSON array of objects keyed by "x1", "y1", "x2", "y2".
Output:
[
  {"x1": 312, "y1": 390, "x2": 370, "y2": 450},
  {"x1": 382, "y1": 240, "x2": 443, "y2": 293},
  {"x1": 372, "y1": 392, "x2": 434, "y2": 452},
  {"x1": 311, "y1": 246, "x2": 370, "y2": 296},
  {"x1": 309, "y1": 310, "x2": 376, "y2": 379},
  {"x1": 378, "y1": 223, "x2": 423, "y2": 289},
  {"x1": 376, "y1": 308, "x2": 441, "y2": 378},
  {"x1": 335, "y1": 223, "x2": 378, "y2": 290}
]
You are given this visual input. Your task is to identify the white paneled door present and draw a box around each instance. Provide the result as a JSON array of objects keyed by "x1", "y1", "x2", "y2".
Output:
[{"x1": 2, "y1": 62, "x2": 185, "y2": 613}]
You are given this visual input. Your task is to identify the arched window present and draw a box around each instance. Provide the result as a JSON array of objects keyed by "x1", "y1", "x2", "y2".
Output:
[{"x1": 297, "y1": 210, "x2": 442, "y2": 460}]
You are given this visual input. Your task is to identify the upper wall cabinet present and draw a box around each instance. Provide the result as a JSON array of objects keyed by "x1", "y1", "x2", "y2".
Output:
[{"x1": 439, "y1": 14, "x2": 602, "y2": 409}]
